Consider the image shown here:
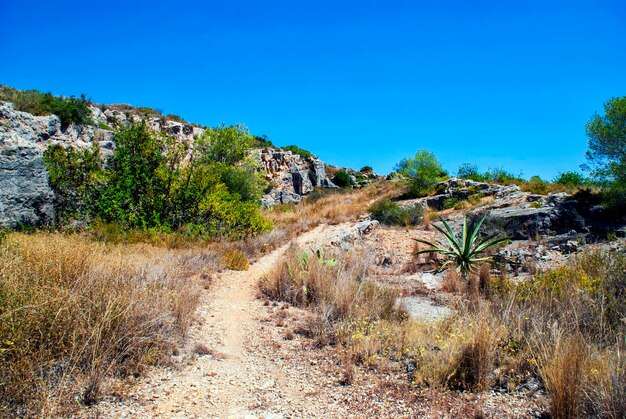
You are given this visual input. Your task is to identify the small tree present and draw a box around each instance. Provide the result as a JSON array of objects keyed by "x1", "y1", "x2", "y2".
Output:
[
  {"x1": 457, "y1": 163, "x2": 485, "y2": 181},
  {"x1": 584, "y1": 96, "x2": 626, "y2": 205},
  {"x1": 333, "y1": 170, "x2": 352, "y2": 187},
  {"x1": 199, "y1": 123, "x2": 252, "y2": 165},
  {"x1": 396, "y1": 149, "x2": 446, "y2": 197},
  {"x1": 554, "y1": 171, "x2": 586, "y2": 188}
]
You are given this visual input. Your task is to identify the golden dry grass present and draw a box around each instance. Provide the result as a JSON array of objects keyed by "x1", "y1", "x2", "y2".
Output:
[
  {"x1": 264, "y1": 181, "x2": 400, "y2": 236},
  {"x1": 0, "y1": 232, "x2": 210, "y2": 416}
]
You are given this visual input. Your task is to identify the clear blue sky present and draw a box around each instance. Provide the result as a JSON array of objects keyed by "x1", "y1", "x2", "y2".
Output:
[{"x1": 1, "y1": 1, "x2": 625, "y2": 179}]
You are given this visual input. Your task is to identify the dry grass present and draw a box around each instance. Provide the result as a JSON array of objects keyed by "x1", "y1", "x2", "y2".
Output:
[
  {"x1": 259, "y1": 245, "x2": 403, "y2": 325},
  {"x1": 264, "y1": 181, "x2": 399, "y2": 237},
  {"x1": 224, "y1": 248, "x2": 250, "y2": 270},
  {"x1": 535, "y1": 334, "x2": 587, "y2": 418},
  {"x1": 263, "y1": 239, "x2": 625, "y2": 416},
  {"x1": 0, "y1": 232, "x2": 206, "y2": 416}
]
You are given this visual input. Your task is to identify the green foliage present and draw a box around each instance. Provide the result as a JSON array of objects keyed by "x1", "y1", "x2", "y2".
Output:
[
  {"x1": 512, "y1": 248, "x2": 625, "y2": 343},
  {"x1": 442, "y1": 196, "x2": 461, "y2": 210},
  {"x1": 585, "y1": 96, "x2": 626, "y2": 207},
  {"x1": 98, "y1": 120, "x2": 113, "y2": 130},
  {"x1": 416, "y1": 216, "x2": 509, "y2": 278},
  {"x1": 369, "y1": 199, "x2": 424, "y2": 226},
  {"x1": 43, "y1": 122, "x2": 271, "y2": 239},
  {"x1": 359, "y1": 166, "x2": 373, "y2": 174},
  {"x1": 43, "y1": 143, "x2": 106, "y2": 223},
  {"x1": 457, "y1": 163, "x2": 486, "y2": 182},
  {"x1": 396, "y1": 149, "x2": 447, "y2": 197},
  {"x1": 252, "y1": 134, "x2": 274, "y2": 148},
  {"x1": 333, "y1": 170, "x2": 352, "y2": 188},
  {"x1": 199, "y1": 124, "x2": 253, "y2": 165},
  {"x1": 554, "y1": 171, "x2": 586, "y2": 187},
  {"x1": 525, "y1": 175, "x2": 550, "y2": 194},
  {"x1": 483, "y1": 167, "x2": 524, "y2": 185},
  {"x1": 0, "y1": 85, "x2": 92, "y2": 128},
  {"x1": 282, "y1": 144, "x2": 315, "y2": 159}
]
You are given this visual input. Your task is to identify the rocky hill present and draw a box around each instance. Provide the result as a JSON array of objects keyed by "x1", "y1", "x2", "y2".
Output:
[{"x1": 0, "y1": 101, "x2": 337, "y2": 227}]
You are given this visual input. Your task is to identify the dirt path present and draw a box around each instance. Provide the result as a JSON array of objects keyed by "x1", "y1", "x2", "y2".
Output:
[{"x1": 98, "y1": 225, "x2": 350, "y2": 418}]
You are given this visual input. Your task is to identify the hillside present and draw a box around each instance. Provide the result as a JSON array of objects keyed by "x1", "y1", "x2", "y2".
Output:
[
  {"x1": 0, "y1": 87, "x2": 624, "y2": 418},
  {"x1": 0, "y1": 87, "x2": 358, "y2": 231}
]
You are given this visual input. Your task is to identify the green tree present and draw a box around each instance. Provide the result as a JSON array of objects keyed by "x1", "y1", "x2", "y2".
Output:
[
  {"x1": 554, "y1": 171, "x2": 585, "y2": 188},
  {"x1": 333, "y1": 170, "x2": 352, "y2": 188},
  {"x1": 585, "y1": 96, "x2": 626, "y2": 204},
  {"x1": 396, "y1": 149, "x2": 446, "y2": 197},
  {"x1": 457, "y1": 163, "x2": 485, "y2": 181},
  {"x1": 98, "y1": 121, "x2": 167, "y2": 227},
  {"x1": 200, "y1": 124, "x2": 252, "y2": 165},
  {"x1": 43, "y1": 143, "x2": 105, "y2": 223}
]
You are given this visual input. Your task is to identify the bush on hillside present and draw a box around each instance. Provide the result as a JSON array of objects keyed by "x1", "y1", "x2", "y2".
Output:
[
  {"x1": 457, "y1": 163, "x2": 486, "y2": 182},
  {"x1": 369, "y1": 199, "x2": 424, "y2": 226},
  {"x1": 0, "y1": 85, "x2": 92, "y2": 128},
  {"x1": 554, "y1": 171, "x2": 586, "y2": 188},
  {"x1": 395, "y1": 150, "x2": 447, "y2": 197},
  {"x1": 333, "y1": 170, "x2": 352, "y2": 188},
  {"x1": 282, "y1": 144, "x2": 315, "y2": 159},
  {"x1": 43, "y1": 121, "x2": 271, "y2": 239}
]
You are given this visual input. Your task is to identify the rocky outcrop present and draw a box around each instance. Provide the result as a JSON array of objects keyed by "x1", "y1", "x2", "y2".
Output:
[
  {"x1": 0, "y1": 102, "x2": 110, "y2": 227},
  {"x1": 257, "y1": 148, "x2": 337, "y2": 206},
  {"x1": 0, "y1": 101, "x2": 337, "y2": 227},
  {"x1": 420, "y1": 177, "x2": 621, "y2": 242}
]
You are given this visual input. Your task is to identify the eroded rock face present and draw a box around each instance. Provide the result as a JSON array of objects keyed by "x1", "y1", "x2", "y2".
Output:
[
  {"x1": 257, "y1": 148, "x2": 337, "y2": 207},
  {"x1": 0, "y1": 102, "x2": 110, "y2": 227}
]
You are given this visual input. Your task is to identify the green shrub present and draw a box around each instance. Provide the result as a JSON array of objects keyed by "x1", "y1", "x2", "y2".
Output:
[
  {"x1": 369, "y1": 199, "x2": 424, "y2": 226},
  {"x1": 524, "y1": 175, "x2": 550, "y2": 194},
  {"x1": 252, "y1": 134, "x2": 274, "y2": 148},
  {"x1": 333, "y1": 170, "x2": 352, "y2": 188},
  {"x1": 554, "y1": 171, "x2": 586, "y2": 187},
  {"x1": 282, "y1": 144, "x2": 315, "y2": 159},
  {"x1": 442, "y1": 196, "x2": 460, "y2": 209},
  {"x1": 0, "y1": 85, "x2": 92, "y2": 128},
  {"x1": 395, "y1": 150, "x2": 447, "y2": 197},
  {"x1": 457, "y1": 163, "x2": 486, "y2": 182},
  {"x1": 43, "y1": 122, "x2": 271, "y2": 239},
  {"x1": 484, "y1": 167, "x2": 524, "y2": 185},
  {"x1": 98, "y1": 121, "x2": 113, "y2": 130}
]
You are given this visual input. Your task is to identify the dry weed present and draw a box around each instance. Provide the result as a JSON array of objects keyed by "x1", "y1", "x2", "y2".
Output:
[{"x1": 0, "y1": 233, "x2": 202, "y2": 415}]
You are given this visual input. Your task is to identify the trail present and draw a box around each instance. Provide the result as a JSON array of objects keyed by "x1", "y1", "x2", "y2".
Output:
[{"x1": 99, "y1": 224, "x2": 349, "y2": 418}]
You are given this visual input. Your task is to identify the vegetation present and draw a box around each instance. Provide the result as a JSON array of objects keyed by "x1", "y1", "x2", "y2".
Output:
[
  {"x1": 282, "y1": 144, "x2": 315, "y2": 159},
  {"x1": 415, "y1": 216, "x2": 509, "y2": 278},
  {"x1": 252, "y1": 134, "x2": 274, "y2": 148},
  {"x1": 554, "y1": 171, "x2": 587, "y2": 188},
  {"x1": 0, "y1": 85, "x2": 92, "y2": 128},
  {"x1": 396, "y1": 149, "x2": 447, "y2": 197},
  {"x1": 259, "y1": 246, "x2": 405, "y2": 337},
  {"x1": 43, "y1": 121, "x2": 271, "y2": 239},
  {"x1": 585, "y1": 96, "x2": 626, "y2": 207},
  {"x1": 0, "y1": 233, "x2": 203, "y2": 415},
  {"x1": 332, "y1": 169, "x2": 352, "y2": 187},
  {"x1": 369, "y1": 199, "x2": 424, "y2": 226},
  {"x1": 261, "y1": 240, "x2": 625, "y2": 418}
]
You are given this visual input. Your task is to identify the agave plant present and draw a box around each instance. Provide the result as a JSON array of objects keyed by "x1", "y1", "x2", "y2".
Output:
[{"x1": 415, "y1": 215, "x2": 508, "y2": 278}]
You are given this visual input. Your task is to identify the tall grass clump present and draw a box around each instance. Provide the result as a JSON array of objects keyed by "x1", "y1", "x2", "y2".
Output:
[
  {"x1": 492, "y1": 247, "x2": 626, "y2": 417},
  {"x1": 259, "y1": 246, "x2": 402, "y2": 324},
  {"x1": 0, "y1": 233, "x2": 201, "y2": 416}
]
